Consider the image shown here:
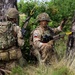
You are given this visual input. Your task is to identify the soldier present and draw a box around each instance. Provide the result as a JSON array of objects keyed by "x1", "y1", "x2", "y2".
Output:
[
  {"x1": 65, "y1": 12, "x2": 75, "y2": 69},
  {"x1": 30, "y1": 12, "x2": 65, "y2": 65},
  {"x1": 0, "y1": 8, "x2": 25, "y2": 72},
  {"x1": 0, "y1": 0, "x2": 19, "y2": 24}
]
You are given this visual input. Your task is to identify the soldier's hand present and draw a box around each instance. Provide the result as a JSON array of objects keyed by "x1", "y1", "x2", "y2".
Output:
[
  {"x1": 40, "y1": 43, "x2": 48, "y2": 50},
  {"x1": 59, "y1": 18, "x2": 67, "y2": 30},
  {"x1": 48, "y1": 40, "x2": 54, "y2": 46},
  {"x1": 46, "y1": 40, "x2": 54, "y2": 49},
  {"x1": 41, "y1": 40, "x2": 53, "y2": 50}
]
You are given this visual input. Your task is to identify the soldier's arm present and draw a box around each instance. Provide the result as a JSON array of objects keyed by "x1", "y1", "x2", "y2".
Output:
[
  {"x1": 13, "y1": 26, "x2": 24, "y2": 47},
  {"x1": 33, "y1": 30, "x2": 53, "y2": 49},
  {"x1": 52, "y1": 19, "x2": 67, "y2": 33},
  {"x1": 33, "y1": 30, "x2": 43, "y2": 48},
  {"x1": 52, "y1": 26, "x2": 62, "y2": 33}
]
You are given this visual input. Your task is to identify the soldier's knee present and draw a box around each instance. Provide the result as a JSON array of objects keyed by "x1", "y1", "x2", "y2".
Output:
[{"x1": 18, "y1": 57, "x2": 27, "y2": 67}]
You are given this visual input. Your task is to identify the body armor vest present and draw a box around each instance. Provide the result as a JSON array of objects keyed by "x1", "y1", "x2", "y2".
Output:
[
  {"x1": 38, "y1": 26, "x2": 54, "y2": 43},
  {"x1": 0, "y1": 22, "x2": 16, "y2": 50}
]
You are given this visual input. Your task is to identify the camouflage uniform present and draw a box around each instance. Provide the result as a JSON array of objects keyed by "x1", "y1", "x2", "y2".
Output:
[
  {"x1": 30, "y1": 13, "x2": 62, "y2": 65},
  {"x1": 0, "y1": 8, "x2": 25, "y2": 70}
]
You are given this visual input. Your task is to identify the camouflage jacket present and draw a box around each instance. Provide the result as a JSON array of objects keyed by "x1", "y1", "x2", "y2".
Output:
[
  {"x1": 0, "y1": 21, "x2": 24, "y2": 50},
  {"x1": 30, "y1": 25, "x2": 62, "y2": 49}
]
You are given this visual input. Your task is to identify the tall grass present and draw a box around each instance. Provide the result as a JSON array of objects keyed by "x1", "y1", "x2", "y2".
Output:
[
  {"x1": 10, "y1": 65, "x2": 74, "y2": 75},
  {"x1": 52, "y1": 66, "x2": 74, "y2": 75},
  {"x1": 10, "y1": 20, "x2": 74, "y2": 75},
  {"x1": 55, "y1": 35, "x2": 68, "y2": 59}
]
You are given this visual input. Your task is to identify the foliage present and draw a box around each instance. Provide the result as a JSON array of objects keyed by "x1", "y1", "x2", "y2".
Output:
[
  {"x1": 13, "y1": 0, "x2": 75, "y2": 74},
  {"x1": 18, "y1": 0, "x2": 75, "y2": 31},
  {"x1": 55, "y1": 35, "x2": 68, "y2": 59},
  {"x1": 11, "y1": 66, "x2": 29, "y2": 75},
  {"x1": 17, "y1": 0, "x2": 75, "y2": 64},
  {"x1": 10, "y1": 65, "x2": 74, "y2": 75}
]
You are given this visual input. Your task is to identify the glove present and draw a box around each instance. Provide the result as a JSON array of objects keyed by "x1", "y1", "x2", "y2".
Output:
[
  {"x1": 48, "y1": 40, "x2": 54, "y2": 46},
  {"x1": 41, "y1": 40, "x2": 53, "y2": 50}
]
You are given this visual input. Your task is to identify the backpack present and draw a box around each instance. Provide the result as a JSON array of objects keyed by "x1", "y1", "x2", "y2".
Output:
[{"x1": 0, "y1": 21, "x2": 16, "y2": 50}]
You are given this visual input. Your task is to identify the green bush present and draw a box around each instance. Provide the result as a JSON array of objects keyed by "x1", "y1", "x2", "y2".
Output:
[{"x1": 11, "y1": 66, "x2": 29, "y2": 75}]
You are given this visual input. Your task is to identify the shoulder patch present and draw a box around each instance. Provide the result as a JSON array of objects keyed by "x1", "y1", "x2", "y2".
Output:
[{"x1": 33, "y1": 33, "x2": 38, "y2": 37}]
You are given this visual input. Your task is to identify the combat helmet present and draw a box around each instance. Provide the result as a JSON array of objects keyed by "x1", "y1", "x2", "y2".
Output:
[
  {"x1": 6, "y1": 8, "x2": 19, "y2": 18},
  {"x1": 36, "y1": 12, "x2": 51, "y2": 22}
]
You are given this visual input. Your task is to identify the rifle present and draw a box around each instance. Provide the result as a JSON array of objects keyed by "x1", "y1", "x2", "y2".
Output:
[
  {"x1": 42, "y1": 32, "x2": 72, "y2": 43},
  {"x1": 21, "y1": 16, "x2": 31, "y2": 36},
  {"x1": 53, "y1": 33, "x2": 66, "y2": 41},
  {"x1": 53, "y1": 32, "x2": 73, "y2": 41},
  {"x1": 42, "y1": 33, "x2": 65, "y2": 43},
  {"x1": 21, "y1": 7, "x2": 35, "y2": 36}
]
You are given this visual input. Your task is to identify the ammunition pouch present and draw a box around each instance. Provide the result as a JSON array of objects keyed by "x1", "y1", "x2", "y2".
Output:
[{"x1": 0, "y1": 47, "x2": 22, "y2": 61}]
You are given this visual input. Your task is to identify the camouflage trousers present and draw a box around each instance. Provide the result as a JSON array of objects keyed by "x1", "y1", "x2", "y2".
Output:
[
  {"x1": 33, "y1": 46, "x2": 58, "y2": 65},
  {"x1": 0, "y1": 46, "x2": 25, "y2": 70}
]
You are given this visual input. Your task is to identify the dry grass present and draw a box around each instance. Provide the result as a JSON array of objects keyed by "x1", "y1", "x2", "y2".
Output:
[
  {"x1": 10, "y1": 63, "x2": 74, "y2": 75},
  {"x1": 10, "y1": 35, "x2": 75, "y2": 75}
]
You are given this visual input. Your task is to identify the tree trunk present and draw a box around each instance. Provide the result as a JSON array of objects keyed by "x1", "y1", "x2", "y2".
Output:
[{"x1": 0, "y1": 0, "x2": 19, "y2": 23}]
